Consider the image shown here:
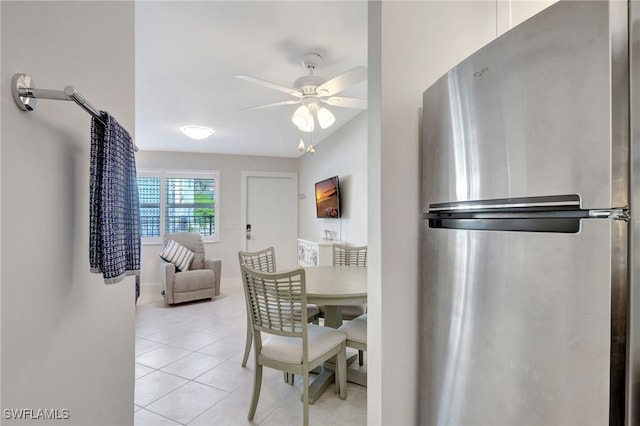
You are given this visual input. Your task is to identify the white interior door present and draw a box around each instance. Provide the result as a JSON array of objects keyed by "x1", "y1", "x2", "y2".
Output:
[{"x1": 241, "y1": 172, "x2": 298, "y2": 270}]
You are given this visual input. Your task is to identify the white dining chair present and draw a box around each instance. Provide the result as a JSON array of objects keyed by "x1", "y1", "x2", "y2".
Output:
[
  {"x1": 332, "y1": 246, "x2": 368, "y2": 320},
  {"x1": 239, "y1": 264, "x2": 347, "y2": 426},
  {"x1": 338, "y1": 313, "x2": 367, "y2": 374},
  {"x1": 331, "y1": 244, "x2": 367, "y2": 364},
  {"x1": 333, "y1": 244, "x2": 368, "y2": 268},
  {"x1": 238, "y1": 247, "x2": 320, "y2": 368}
]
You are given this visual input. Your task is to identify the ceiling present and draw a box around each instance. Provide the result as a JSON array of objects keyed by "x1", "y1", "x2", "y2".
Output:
[{"x1": 135, "y1": 1, "x2": 368, "y2": 158}]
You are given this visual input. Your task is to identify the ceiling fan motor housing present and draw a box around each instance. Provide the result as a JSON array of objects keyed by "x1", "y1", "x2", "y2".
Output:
[
  {"x1": 236, "y1": 50, "x2": 366, "y2": 116},
  {"x1": 301, "y1": 52, "x2": 322, "y2": 69},
  {"x1": 293, "y1": 52, "x2": 326, "y2": 95},
  {"x1": 293, "y1": 74, "x2": 326, "y2": 95}
]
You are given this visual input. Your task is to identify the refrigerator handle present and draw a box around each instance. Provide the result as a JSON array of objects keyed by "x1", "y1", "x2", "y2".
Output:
[{"x1": 588, "y1": 208, "x2": 630, "y2": 221}]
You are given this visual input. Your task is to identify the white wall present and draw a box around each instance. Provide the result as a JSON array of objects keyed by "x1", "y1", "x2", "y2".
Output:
[
  {"x1": 298, "y1": 112, "x2": 368, "y2": 245},
  {"x1": 369, "y1": 1, "x2": 493, "y2": 424},
  {"x1": 493, "y1": 0, "x2": 558, "y2": 37},
  {"x1": 367, "y1": 5, "x2": 383, "y2": 423},
  {"x1": 1, "y1": 2, "x2": 135, "y2": 425},
  {"x1": 368, "y1": 1, "x2": 556, "y2": 424},
  {"x1": 135, "y1": 151, "x2": 298, "y2": 284}
]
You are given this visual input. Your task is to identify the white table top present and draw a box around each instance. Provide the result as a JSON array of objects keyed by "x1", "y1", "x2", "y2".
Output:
[{"x1": 303, "y1": 265, "x2": 367, "y2": 305}]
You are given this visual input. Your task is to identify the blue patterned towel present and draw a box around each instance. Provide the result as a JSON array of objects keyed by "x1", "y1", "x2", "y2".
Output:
[{"x1": 89, "y1": 112, "x2": 140, "y2": 284}]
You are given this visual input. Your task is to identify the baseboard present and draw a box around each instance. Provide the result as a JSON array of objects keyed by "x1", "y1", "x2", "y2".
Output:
[
  {"x1": 140, "y1": 279, "x2": 239, "y2": 298},
  {"x1": 140, "y1": 282, "x2": 161, "y2": 294}
]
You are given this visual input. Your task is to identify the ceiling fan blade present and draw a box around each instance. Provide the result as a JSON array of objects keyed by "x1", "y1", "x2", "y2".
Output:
[
  {"x1": 316, "y1": 66, "x2": 367, "y2": 96},
  {"x1": 323, "y1": 96, "x2": 367, "y2": 110},
  {"x1": 236, "y1": 75, "x2": 302, "y2": 98},
  {"x1": 238, "y1": 99, "x2": 301, "y2": 112}
]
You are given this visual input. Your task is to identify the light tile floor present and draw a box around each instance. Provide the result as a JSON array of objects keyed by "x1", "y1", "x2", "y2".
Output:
[{"x1": 134, "y1": 279, "x2": 367, "y2": 426}]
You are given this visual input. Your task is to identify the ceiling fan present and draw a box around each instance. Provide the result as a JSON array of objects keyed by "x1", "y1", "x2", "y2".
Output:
[{"x1": 236, "y1": 52, "x2": 367, "y2": 132}]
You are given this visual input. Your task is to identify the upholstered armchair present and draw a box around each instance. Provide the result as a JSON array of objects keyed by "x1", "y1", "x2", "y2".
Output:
[{"x1": 160, "y1": 232, "x2": 222, "y2": 304}]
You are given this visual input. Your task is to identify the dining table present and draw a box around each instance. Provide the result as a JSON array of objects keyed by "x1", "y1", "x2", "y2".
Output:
[{"x1": 300, "y1": 265, "x2": 368, "y2": 403}]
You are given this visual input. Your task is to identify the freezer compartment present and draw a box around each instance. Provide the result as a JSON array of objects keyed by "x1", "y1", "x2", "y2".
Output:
[
  {"x1": 419, "y1": 219, "x2": 619, "y2": 425},
  {"x1": 421, "y1": 1, "x2": 624, "y2": 211}
]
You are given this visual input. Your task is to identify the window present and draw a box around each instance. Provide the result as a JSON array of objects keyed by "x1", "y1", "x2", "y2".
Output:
[
  {"x1": 138, "y1": 176, "x2": 161, "y2": 238},
  {"x1": 137, "y1": 170, "x2": 220, "y2": 242}
]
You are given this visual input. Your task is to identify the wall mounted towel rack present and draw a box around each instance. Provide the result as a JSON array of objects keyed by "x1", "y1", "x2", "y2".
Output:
[{"x1": 11, "y1": 73, "x2": 106, "y2": 125}]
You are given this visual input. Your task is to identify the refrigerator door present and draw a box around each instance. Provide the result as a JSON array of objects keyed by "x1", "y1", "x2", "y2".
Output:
[
  {"x1": 421, "y1": 0, "x2": 628, "y2": 212},
  {"x1": 420, "y1": 1, "x2": 630, "y2": 424},
  {"x1": 420, "y1": 218, "x2": 622, "y2": 424},
  {"x1": 629, "y1": 2, "x2": 640, "y2": 425}
]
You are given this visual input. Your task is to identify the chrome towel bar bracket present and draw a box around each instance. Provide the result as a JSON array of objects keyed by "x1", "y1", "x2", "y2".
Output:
[{"x1": 11, "y1": 73, "x2": 105, "y2": 126}]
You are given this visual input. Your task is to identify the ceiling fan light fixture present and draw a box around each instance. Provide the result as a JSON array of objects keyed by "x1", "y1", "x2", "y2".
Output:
[
  {"x1": 292, "y1": 105, "x2": 314, "y2": 132},
  {"x1": 180, "y1": 125, "x2": 214, "y2": 140},
  {"x1": 316, "y1": 106, "x2": 336, "y2": 129}
]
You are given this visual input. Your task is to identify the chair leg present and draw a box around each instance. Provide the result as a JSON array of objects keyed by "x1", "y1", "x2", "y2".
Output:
[
  {"x1": 242, "y1": 318, "x2": 252, "y2": 367},
  {"x1": 248, "y1": 363, "x2": 262, "y2": 420},
  {"x1": 358, "y1": 350, "x2": 364, "y2": 366},
  {"x1": 336, "y1": 345, "x2": 347, "y2": 400},
  {"x1": 303, "y1": 371, "x2": 309, "y2": 426}
]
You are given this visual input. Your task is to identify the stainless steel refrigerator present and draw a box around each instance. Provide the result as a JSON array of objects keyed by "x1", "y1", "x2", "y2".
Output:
[{"x1": 420, "y1": 1, "x2": 640, "y2": 424}]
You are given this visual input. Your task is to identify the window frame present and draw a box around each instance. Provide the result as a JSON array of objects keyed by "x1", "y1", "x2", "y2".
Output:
[{"x1": 137, "y1": 169, "x2": 220, "y2": 244}]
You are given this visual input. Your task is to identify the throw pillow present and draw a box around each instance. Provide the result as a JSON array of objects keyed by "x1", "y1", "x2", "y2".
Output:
[{"x1": 160, "y1": 240, "x2": 195, "y2": 272}]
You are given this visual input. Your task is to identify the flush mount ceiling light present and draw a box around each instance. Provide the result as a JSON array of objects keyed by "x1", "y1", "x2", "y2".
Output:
[{"x1": 180, "y1": 125, "x2": 214, "y2": 140}]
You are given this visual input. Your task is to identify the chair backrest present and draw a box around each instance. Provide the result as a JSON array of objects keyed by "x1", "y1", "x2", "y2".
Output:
[
  {"x1": 163, "y1": 232, "x2": 205, "y2": 270},
  {"x1": 333, "y1": 244, "x2": 368, "y2": 267},
  {"x1": 238, "y1": 247, "x2": 276, "y2": 273},
  {"x1": 239, "y1": 264, "x2": 308, "y2": 341}
]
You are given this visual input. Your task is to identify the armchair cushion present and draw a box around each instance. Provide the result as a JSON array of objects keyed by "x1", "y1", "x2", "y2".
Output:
[
  {"x1": 173, "y1": 269, "x2": 215, "y2": 292},
  {"x1": 160, "y1": 239, "x2": 195, "y2": 271}
]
